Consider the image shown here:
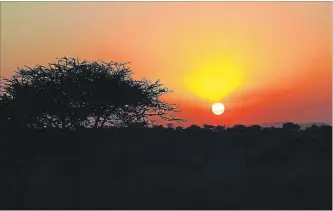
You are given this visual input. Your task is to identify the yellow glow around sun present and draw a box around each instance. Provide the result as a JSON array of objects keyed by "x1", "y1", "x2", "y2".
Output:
[{"x1": 185, "y1": 57, "x2": 244, "y2": 102}]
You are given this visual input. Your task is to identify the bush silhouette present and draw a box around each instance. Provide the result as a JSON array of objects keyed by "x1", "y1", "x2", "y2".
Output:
[
  {"x1": 283, "y1": 122, "x2": 301, "y2": 131},
  {"x1": 0, "y1": 57, "x2": 184, "y2": 130}
]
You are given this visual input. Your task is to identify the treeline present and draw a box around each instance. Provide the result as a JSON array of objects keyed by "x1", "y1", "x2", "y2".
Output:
[{"x1": 1, "y1": 123, "x2": 331, "y2": 209}]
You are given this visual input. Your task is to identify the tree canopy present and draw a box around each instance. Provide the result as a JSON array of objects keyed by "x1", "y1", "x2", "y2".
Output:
[{"x1": 0, "y1": 57, "x2": 184, "y2": 130}]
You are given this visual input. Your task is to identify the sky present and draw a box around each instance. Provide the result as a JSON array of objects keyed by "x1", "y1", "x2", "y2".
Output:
[{"x1": 1, "y1": 2, "x2": 332, "y2": 126}]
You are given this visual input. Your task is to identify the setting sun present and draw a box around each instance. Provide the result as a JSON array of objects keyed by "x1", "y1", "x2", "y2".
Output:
[{"x1": 212, "y1": 103, "x2": 225, "y2": 116}]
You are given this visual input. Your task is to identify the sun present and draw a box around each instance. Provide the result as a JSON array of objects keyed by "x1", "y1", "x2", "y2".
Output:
[{"x1": 212, "y1": 103, "x2": 225, "y2": 115}]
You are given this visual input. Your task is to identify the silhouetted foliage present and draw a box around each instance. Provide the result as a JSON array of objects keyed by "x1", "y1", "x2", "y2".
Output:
[
  {"x1": 233, "y1": 124, "x2": 247, "y2": 131},
  {"x1": 248, "y1": 124, "x2": 262, "y2": 132},
  {"x1": 1, "y1": 123, "x2": 331, "y2": 209},
  {"x1": 215, "y1": 125, "x2": 226, "y2": 132},
  {"x1": 0, "y1": 57, "x2": 184, "y2": 130},
  {"x1": 283, "y1": 122, "x2": 301, "y2": 131},
  {"x1": 203, "y1": 124, "x2": 215, "y2": 131},
  {"x1": 187, "y1": 124, "x2": 202, "y2": 131}
]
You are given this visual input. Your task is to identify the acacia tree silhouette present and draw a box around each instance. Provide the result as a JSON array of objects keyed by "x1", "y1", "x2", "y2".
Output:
[{"x1": 0, "y1": 57, "x2": 184, "y2": 130}]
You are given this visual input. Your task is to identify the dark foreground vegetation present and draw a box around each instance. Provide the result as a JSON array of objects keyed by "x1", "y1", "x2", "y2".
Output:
[
  {"x1": 1, "y1": 57, "x2": 332, "y2": 209},
  {"x1": 1, "y1": 124, "x2": 332, "y2": 209}
]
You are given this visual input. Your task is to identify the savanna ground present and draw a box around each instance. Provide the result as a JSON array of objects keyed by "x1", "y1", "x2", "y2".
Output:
[{"x1": 1, "y1": 124, "x2": 331, "y2": 210}]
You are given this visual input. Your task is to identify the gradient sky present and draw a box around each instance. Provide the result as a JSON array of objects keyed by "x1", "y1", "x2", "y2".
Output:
[{"x1": 1, "y1": 2, "x2": 332, "y2": 126}]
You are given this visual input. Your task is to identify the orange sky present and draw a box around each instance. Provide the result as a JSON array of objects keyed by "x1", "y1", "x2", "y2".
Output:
[{"x1": 1, "y1": 2, "x2": 332, "y2": 126}]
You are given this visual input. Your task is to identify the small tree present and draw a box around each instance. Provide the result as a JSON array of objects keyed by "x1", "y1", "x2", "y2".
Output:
[
  {"x1": 282, "y1": 122, "x2": 301, "y2": 131},
  {"x1": 203, "y1": 124, "x2": 215, "y2": 131},
  {"x1": 186, "y1": 124, "x2": 201, "y2": 132},
  {"x1": 1, "y1": 57, "x2": 184, "y2": 130},
  {"x1": 215, "y1": 125, "x2": 226, "y2": 133}
]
